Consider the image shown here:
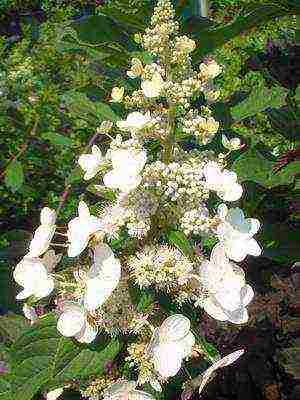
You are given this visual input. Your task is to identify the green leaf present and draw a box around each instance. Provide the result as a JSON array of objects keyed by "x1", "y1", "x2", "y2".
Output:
[
  {"x1": 192, "y1": 1, "x2": 300, "y2": 59},
  {"x1": 4, "y1": 160, "x2": 24, "y2": 193},
  {"x1": 62, "y1": 91, "x2": 118, "y2": 122},
  {"x1": 233, "y1": 148, "x2": 300, "y2": 188},
  {"x1": 167, "y1": 230, "x2": 194, "y2": 257},
  {"x1": 267, "y1": 107, "x2": 299, "y2": 140},
  {"x1": 41, "y1": 132, "x2": 73, "y2": 147},
  {"x1": 231, "y1": 85, "x2": 287, "y2": 122},
  {"x1": 0, "y1": 376, "x2": 12, "y2": 400},
  {"x1": 0, "y1": 314, "x2": 29, "y2": 343},
  {"x1": 73, "y1": 15, "x2": 128, "y2": 45},
  {"x1": 9, "y1": 314, "x2": 121, "y2": 400}
]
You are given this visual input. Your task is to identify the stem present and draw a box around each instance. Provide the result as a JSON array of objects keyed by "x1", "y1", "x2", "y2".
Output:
[{"x1": 162, "y1": 105, "x2": 176, "y2": 164}]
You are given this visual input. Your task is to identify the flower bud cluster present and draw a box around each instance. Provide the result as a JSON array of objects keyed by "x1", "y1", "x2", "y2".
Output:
[{"x1": 128, "y1": 245, "x2": 194, "y2": 291}]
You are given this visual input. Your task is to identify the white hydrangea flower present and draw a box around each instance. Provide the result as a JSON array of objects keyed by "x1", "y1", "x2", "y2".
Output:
[
  {"x1": 45, "y1": 387, "x2": 64, "y2": 400},
  {"x1": 221, "y1": 134, "x2": 242, "y2": 151},
  {"x1": 83, "y1": 243, "x2": 121, "y2": 312},
  {"x1": 150, "y1": 314, "x2": 195, "y2": 378},
  {"x1": 103, "y1": 380, "x2": 155, "y2": 400},
  {"x1": 111, "y1": 86, "x2": 125, "y2": 102},
  {"x1": 78, "y1": 145, "x2": 104, "y2": 180},
  {"x1": 203, "y1": 161, "x2": 243, "y2": 202},
  {"x1": 217, "y1": 204, "x2": 262, "y2": 262},
  {"x1": 127, "y1": 58, "x2": 144, "y2": 79},
  {"x1": 141, "y1": 71, "x2": 164, "y2": 98},
  {"x1": 103, "y1": 148, "x2": 147, "y2": 193},
  {"x1": 116, "y1": 112, "x2": 154, "y2": 133},
  {"x1": 57, "y1": 301, "x2": 98, "y2": 343},
  {"x1": 198, "y1": 244, "x2": 254, "y2": 323},
  {"x1": 67, "y1": 201, "x2": 102, "y2": 257},
  {"x1": 27, "y1": 207, "x2": 56, "y2": 258},
  {"x1": 13, "y1": 250, "x2": 57, "y2": 300}
]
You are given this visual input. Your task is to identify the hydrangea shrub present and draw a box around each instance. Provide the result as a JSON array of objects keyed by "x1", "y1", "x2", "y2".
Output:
[{"x1": 12, "y1": 1, "x2": 263, "y2": 399}]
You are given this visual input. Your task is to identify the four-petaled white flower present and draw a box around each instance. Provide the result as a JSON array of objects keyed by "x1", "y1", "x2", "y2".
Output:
[
  {"x1": 199, "y1": 60, "x2": 222, "y2": 79},
  {"x1": 221, "y1": 134, "x2": 242, "y2": 151},
  {"x1": 67, "y1": 201, "x2": 102, "y2": 257},
  {"x1": 141, "y1": 71, "x2": 164, "y2": 98},
  {"x1": 83, "y1": 243, "x2": 121, "y2": 312},
  {"x1": 27, "y1": 207, "x2": 56, "y2": 258},
  {"x1": 203, "y1": 161, "x2": 243, "y2": 202},
  {"x1": 127, "y1": 58, "x2": 144, "y2": 79},
  {"x1": 13, "y1": 250, "x2": 59, "y2": 300},
  {"x1": 78, "y1": 145, "x2": 104, "y2": 180},
  {"x1": 103, "y1": 380, "x2": 155, "y2": 400},
  {"x1": 111, "y1": 86, "x2": 125, "y2": 103},
  {"x1": 117, "y1": 112, "x2": 154, "y2": 133},
  {"x1": 217, "y1": 204, "x2": 262, "y2": 262},
  {"x1": 198, "y1": 244, "x2": 254, "y2": 323},
  {"x1": 103, "y1": 148, "x2": 147, "y2": 193},
  {"x1": 57, "y1": 301, "x2": 98, "y2": 343},
  {"x1": 150, "y1": 314, "x2": 195, "y2": 378},
  {"x1": 45, "y1": 387, "x2": 64, "y2": 400}
]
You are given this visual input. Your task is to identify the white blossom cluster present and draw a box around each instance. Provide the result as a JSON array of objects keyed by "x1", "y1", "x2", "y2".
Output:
[{"x1": 12, "y1": 1, "x2": 263, "y2": 400}]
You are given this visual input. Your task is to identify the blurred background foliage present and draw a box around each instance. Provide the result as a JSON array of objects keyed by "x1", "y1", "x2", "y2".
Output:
[{"x1": 0, "y1": 1, "x2": 299, "y2": 398}]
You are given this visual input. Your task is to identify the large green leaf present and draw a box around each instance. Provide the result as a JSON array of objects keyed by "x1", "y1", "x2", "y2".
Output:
[
  {"x1": 192, "y1": 1, "x2": 300, "y2": 59},
  {"x1": 231, "y1": 85, "x2": 288, "y2": 122},
  {"x1": 8, "y1": 314, "x2": 121, "y2": 400},
  {"x1": 4, "y1": 160, "x2": 24, "y2": 193},
  {"x1": 62, "y1": 91, "x2": 119, "y2": 122},
  {"x1": 41, "y1": 132, "x2": 73, "y2": 147},
  {"x1": 233, "y1": 148, "x2": 300, "y2": 188}
]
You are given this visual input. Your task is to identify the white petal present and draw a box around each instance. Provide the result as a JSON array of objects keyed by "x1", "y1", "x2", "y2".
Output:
[
  {"x1": 199, "y1": 349, "x2": 244, "y2": 394},
  {"x1": 130, "y1": 390, "x2": 156, "y2": 400},
  {"x1": 159, "y1": 314, "x2": 191, "y2": 341},
  {"x1": 241, "y1": 284, "x2": 254, "y2": 306},
  {"x1": 23, "y1": 304, "x2": 38, "y2": 322},
  {"x1": 85, "y1": 252, "x2": 121, "y2": 311},
  {"x1": 180, "y1": 331, "x2": 195, "y2": 358},
  {"x1": 46, "y1": 388, "x2": 64, "y2": 400},
  {"x1": 153, "y1": 342, "x2": 183, "y2": 377},
  {"x1": 28, "y1": 225, "x2": 56, "y2": 258},
  {"x1": 16, "y1": 288, "x2": 34, "y2": 300},
  {"x1": 149, "y1": 378, "x2": 162, "y2": 392},
  {"x1": 40, "y1": 207, "x2": 56, "y2": 225},
  {"x1": 219, "y1": 183, "x2": 243, "y2": 202},
  {"x1": 76, "y1": 322, "x2": 98, "y2": 343},
  {"x1": 34, "y1": 277, "x2": 55, "y2": 299},
  {"x1": 78, "y1": 201, "x2": 90, "y2": 218},
  {"x1": 247, "y1": 238, "x2": 262, "y2": 257},
  {"x1": 203, "y1": 297, "x2": 229, "y2": 321},
  {"x1": 57, "y1": 303, "x2": 86, "y2": 337}
]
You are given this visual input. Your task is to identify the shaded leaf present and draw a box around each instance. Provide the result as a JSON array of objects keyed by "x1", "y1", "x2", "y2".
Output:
[
  {"x1": 4, "y1": 161, "x2": 24, "y2": 193},
  {"x1": 9, "y1": 314, "x2": 121, "y2": 400},
  {"x1": 233, "y1": 148, "x2": 300, "y2": 188},
  {"x1": 62, "y1": 91, "x2": 118, "y2": 122},
  {"x1": 192, "y1": 1, "x2": 300, "y2": 59},
  {"x1": 231, "y1": 85, "x2": 287, "y2": 122},
  {"x1": 41, "y1": 132, "x2": 73, "y2": 147}
]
